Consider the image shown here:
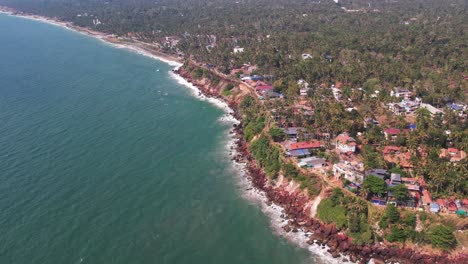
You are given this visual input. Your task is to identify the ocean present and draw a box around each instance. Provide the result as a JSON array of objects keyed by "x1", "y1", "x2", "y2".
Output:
[{"x1": 0, "y1": 13, "x2": 319, "y2": 264}]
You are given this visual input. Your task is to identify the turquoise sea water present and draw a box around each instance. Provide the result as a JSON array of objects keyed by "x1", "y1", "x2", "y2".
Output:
[{"x1": 0, "y1": 13, "x2": 315, "y2": 264}]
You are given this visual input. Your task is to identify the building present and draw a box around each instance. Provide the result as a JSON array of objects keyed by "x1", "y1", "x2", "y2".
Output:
[
  {"x1": 383, "y1": 128, "x2": 407, "y2": 141},
  {"x1": 233, "y1": 46, "x2": 244, "y2": 53},
  {"x1": 260, "y1": 90, "x2": 282, "y2": 99},
  {"x1": 430, "y1": 203, "x2": 440, "y2": 213},
  {"x1": 302, "y1": 53, "x2": 312, "y2": 60},
  {"x1": 366, "y1": 169, "x2": 388, "y2": 180},
  {"x1": 282, "y1": 127, "x2": 305, "y2": 139},
  {"x1": 420, "y1": 103, "x2": 444, "y2": 117},
  {"x1": 388, "y1": 103, "x2": 405, "y2": 115},
  {"x1": 389, "y1": 99, "x2": 421, "y2": 115},
  {"x1": 299, "y1": 157, "x2": 327, "y2": 168},
  {"x1": 288, "y1": 140, "x2": 321, "y2": 151},
  {"x1": 335, "y1": 132, "x2": 357, "y2": 153},
  {"x1": 389, "y1": 173, "x2": 402, "y2": 186},
  {"x1": 255, "y1": 85, "x2": 274, "y2": 93},
  {"x1": 391, "y1": 87, "x2": 413, "y2": 99},
  {"x1": 333, "y1": 162, "x2": 365, "y2": 184},
  {"x1": 439, "y1": 148, "x2": 467, "y2": 162}
]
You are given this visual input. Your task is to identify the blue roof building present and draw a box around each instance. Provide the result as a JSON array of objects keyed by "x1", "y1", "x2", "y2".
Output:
[{"x1": 430, "y1": 203, "x2": 440, "y2": 213}]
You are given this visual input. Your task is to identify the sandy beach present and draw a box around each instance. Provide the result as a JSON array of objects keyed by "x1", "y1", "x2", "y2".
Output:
[{"x1": 0, "y1": 6, "x2": 183, "y2": 67}]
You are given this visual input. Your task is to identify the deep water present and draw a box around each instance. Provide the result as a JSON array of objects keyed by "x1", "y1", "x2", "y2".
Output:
[{"x1": 0, "y1": 13, "x2": 314, "y2": 264}]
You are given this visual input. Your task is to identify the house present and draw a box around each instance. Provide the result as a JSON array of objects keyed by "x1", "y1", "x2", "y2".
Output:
[
  {"x1": 299, "y1": 157, "x2": 327, "y2": 168},
  {"x1": 289, "y1": 140, "x2": 321, "y2": 151},
  {"x1": 439, "y1": 148, "x2": 467, "y2": 162},
  {"x1": 331, "y1": 85, "x2": 342, "y2": 101},
  {"x1": 282, "y1": 127, "x2": 305, "y2": 139},
  {"x1": 383, "y1": 128, "x2": 406, "y2": 140},
  {"x1": 420, "y1": 103, "x2": 444, "y2": 117},
  {"x1": 430, "y1": 203, "x2": 440, "y2": 213},
  {"x1": 421, "y1": 189, "x2": 432, "y2": 206},
  {"x1": 436, "y1": 198, "x2": 446, "y2": 209},
  {"x1": 391, "y1": 87, "x2": 413, "y2": 99},
  {"x1": 233, "y1": 46, "x2": 244, "y2": 53},
  {"x1": 302, "y1": 53, "x2": 312, "y2": 60},
  {"x1": 390, "y1": 173, "x2": 401, "y2": 185},
  {"x1": 447, "y1": 200, "x2": 458, "y2": 213},
  {"x1": 382, "y1": 146, "x2": 401, "y2": 155},
  {"x1": 366, "y1": 169, "x2": 388, "y2": 180},
  {"x1": 260, "y1": 90, "x2": 282, "y2": 99},
  {"x1": 400, "y1": 98, "x2": 421, "y2": 113},
  {"x1": 287, "y1": 149, "x2": 311, "y2": 157},
  {"x1": 335, "y1": 133, "x2": 357, "y2": 153},
  {"x1": 255, "y1": 85, "x2": 274, "y2": 93},
  {"x1": 299, "y1": 88, "x2": 309, "y2": 97},
  {"x1": 333, "y1": 162, "x2": 365, "y2": 184},
  {"x1": 388, "y1": 103, "x2": 405, "y2": 115}
]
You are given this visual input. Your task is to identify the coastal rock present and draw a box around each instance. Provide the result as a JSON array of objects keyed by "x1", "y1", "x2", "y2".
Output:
[{"x1": 331, "y1": 251, "x2": 340, "y2": 258}]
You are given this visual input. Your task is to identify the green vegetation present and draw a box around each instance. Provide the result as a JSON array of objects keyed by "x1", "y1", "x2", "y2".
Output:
[
  {"x1": 268, "y1": 125, "x2": 285, "y2": 142},
  {"x1": 317, "y1": 190, "x2": 347, "y2": 229},
  {"x1": 317, "y1": 188, "x2": 372, "y2": 244},
  {"x1": 249, "y1": 135, "x2": 281, "y2": 178},
  {"x1": 389, "y1": 184, "x2": 409, "y2": 203},
  {"x1": 429, "y1": 225, "x2": 457, "y2": 251},
  {"x1": 363, "y1": 175, "x2": 387, "y2": 196},
  {"x1": 243, "y1": 116, "x2": 265, "y2": 142}
]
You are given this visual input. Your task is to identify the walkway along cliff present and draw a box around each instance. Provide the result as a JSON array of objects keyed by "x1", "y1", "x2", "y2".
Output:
[{"x1": 175, "y1": 62, "x2": 468, "y2": 264}]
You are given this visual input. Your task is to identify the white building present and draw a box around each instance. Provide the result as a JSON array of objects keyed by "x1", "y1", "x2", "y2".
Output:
[
  {"x1": 335, "y1": 132, "x2": 357, "y2": 153},
  {"x1": 233, "y1": 46, "x2": 244, "y2": 54},
  {"x1": 333, "y1": 162, "x2": 364, "y2": 184},
  {"x1": 391, "y1": 87, "x2": 413, "y2": 99}
]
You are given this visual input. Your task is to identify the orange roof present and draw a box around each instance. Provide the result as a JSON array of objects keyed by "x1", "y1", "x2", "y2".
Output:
[
  {"x1": 436, "y1": 199, "x2": 446, "y2": 206},
  {"x1": 289, "y1": 141, "x2": 321, "y2": 150},
  {"x1": 383, "y1": 146, "x2": 401, "y2": 154},
  {"x1": 447, "y1": 148, "x2": 459, "y2": 154},
  {"x1": 402, "y1": 177, "x2": 417, "y2": 182},
  {"x1": 336, "y1": 133, "x2": 355, "y2": 145},
  {"x1": 422, "y1": 190, "x2": 432, "y2": 204}
]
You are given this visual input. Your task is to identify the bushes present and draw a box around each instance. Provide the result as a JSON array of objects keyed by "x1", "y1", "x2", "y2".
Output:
[
  {"x1": 249, "y1": 135, "x2": 281, "y2": 178},
  {"x1": 282, "y1": 163, "x2": 298, "y2": 178},
  {"x1": 268, "y1": 126, "x2": 285, "y2": 142},
  {"x1": 429, "y1": 225, "x2": 457, "y2": 250},
  {"x1": 363, "y1": 175, "x2": 387, "y2": 196},
  {"x1": 244, "y1": 116, "x2": 265, "y2": 142},
  {"x1": 317, "y1": 198, "x2": 348, "y2": 229},
  {"x1": 386, "y1": 227, "x2": 407, "y2": 243},
  {"x1": 225, "y1": 83, "x2": 235, "y2": 91},
  {"x1": 192, "y1": 68, "x2": 204, "y2": 79}
]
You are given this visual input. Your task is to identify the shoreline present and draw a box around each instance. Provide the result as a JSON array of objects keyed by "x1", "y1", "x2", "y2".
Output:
[
  {"x1": 169, "y1": 70, "x2": 352, "y2": 264},
  {"x1": 0, "y1": 7, "x2": 182, "y2": 67}
]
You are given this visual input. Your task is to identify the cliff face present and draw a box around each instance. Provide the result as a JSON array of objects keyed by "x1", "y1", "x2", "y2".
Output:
[{"x1": 176, "y1": 65, "x2": 468, "y2": 264}]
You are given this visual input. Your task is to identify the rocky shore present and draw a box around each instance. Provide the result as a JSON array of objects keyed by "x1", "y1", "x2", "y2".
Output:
[{"x1": 175, "y1": 66, "x2": 468, "y2": 264}]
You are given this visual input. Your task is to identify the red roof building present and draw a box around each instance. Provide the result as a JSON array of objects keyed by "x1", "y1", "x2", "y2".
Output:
[
  {"x1": 436, "y1": 198, "x2": 446, "y2": 207},
  {"x1": 255, "y1": 85, "x2": 274, "y2": 92},
  {"x1": 383, "y1": 146, "x2": 401, "y2": 155},
  {"x1": 422, "y1": 190, "x2": 432, "y2": 204},
  {"x1": 384, "y1": 128, "x2": 402, "y2": 135},
  {"x1": 447, "y1": 201, "x2": 458, "y2": 212},
  {"x1": 289, "y1": 141, "x2": 321, "y2": 151}
]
